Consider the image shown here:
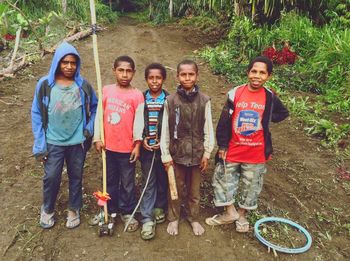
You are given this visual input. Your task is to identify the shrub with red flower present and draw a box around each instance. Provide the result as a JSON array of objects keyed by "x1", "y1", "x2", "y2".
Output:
[{"x1": 262, "y1": 42, "x2": 297, "y2": 65}]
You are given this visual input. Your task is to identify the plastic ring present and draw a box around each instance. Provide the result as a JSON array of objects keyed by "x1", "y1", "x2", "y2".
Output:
[{"x1": 254, "y1": 217, "x2": 312, "y2": 254}]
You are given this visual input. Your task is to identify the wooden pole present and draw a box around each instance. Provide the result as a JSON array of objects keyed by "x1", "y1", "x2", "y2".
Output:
[{"x1": 89, "y1": 0, "x2": 108, "y2": 223}]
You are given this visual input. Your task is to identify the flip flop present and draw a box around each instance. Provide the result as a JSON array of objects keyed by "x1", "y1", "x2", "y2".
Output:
[
  {"x1": 236, "y1": 220, "x2": 250, "y2": 233},
  {"x1": 40, "y1": 207, "x2": 55, "y2": 229},
  {"x1": 141, "y1": 221, "x2": 156, "y2": 240},
  {"x1": 121, "y1": 214, "x2": 139, "y2": 232},
  {"x1": 205, "y1": 214, "x2": 238, "y2": 226},
  {"x1": 66, "y1": 210, "x2": 80, "y2": 229},
  {"x1": 153, "y1": 208, "x2": 165, "y2": 224}
]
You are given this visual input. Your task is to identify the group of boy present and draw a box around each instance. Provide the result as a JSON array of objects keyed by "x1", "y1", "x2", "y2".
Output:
[{"x1": 31, "y1": 42, "x2": 289, "y2": 240}]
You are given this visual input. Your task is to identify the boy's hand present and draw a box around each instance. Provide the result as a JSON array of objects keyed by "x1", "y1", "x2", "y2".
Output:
[
  {"x1": 143, "y1": 137, "x2": 153, "y2": 151},
  {"x1": 218, "y1": 150, "x2": 227, "y2": 160},
  {"x1": 200, "y1": 156, "x2": 209, "y2": 173},
  {"x1": 130, "y1": 142, "x2": 141, "y2": 163},
  {"x1": 151, "y1": 141, "x2": 160, "y2": 151},
  {"x1": 143, "y1": 137, "x2": 160, "y2": 151},
  {"x1": 95, "y1": 141, "x2": 105, "y2": 153},
  {"x1": 163, "y1": 161, "x2": 173, "y2": 172}
]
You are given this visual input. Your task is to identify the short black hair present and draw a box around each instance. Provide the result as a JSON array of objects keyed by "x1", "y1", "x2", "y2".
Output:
[
  {"x1": 144, "y1": 63, "x2": 167, "y2": 80},
  {"x1": 114, "y1": 55, "x2": 135, "y2": 71},
  {"x1": 247, "y1": 56, "x2": 273, "y2": 75},
  {"x1": 177, "y1": 59, "x2": 198, "y2": 73}
]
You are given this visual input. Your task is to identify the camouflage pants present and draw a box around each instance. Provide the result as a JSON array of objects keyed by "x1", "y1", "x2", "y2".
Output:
[{"x1": 212, "y1": 161, "x2": 266, "y2": 210}]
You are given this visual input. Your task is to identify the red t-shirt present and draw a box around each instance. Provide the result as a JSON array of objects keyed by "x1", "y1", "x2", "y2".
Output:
[
  {"x1": 102, "y1": 84, "x2": 144, "y2": 153},
  {"x1": 226, "y1": 85, "x2": 266, "y2": 164}
]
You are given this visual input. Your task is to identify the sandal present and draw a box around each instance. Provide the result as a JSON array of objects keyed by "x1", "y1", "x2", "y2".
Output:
[
  {"x1": 153, "y1": 208, "x2": 165, "y2": 224},
  {"x1": 141, "y1": 221, "x2": 156, "y2": 240},
  {"x1": 66, "y1": 210, "x2": 80, "y2": 229},
  {"x1": 40, "y1": 206, "x2": 55, "y2": 229},
  {"x1": 235, "y1": 220, "x2": 250, "y2": 233},
  {"x1": 205, "y1": 213, "x2": 238, "y2": 226},
  {"x1": 121, "y1": 214, "x2": 139, "y2": 232}
]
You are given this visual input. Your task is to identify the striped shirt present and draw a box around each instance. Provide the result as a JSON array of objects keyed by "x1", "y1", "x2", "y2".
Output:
[{"x1": 145, "y1": 90, "x2": 166, "y2": 145}]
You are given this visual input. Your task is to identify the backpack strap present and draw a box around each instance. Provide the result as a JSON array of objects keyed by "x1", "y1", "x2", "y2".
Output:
[
  {"x1": 38, "y1": 79, "x2": 51, "y2": 130},
  {"x1": 81, "y1": 79, "x2": 93, "y2": 121}
]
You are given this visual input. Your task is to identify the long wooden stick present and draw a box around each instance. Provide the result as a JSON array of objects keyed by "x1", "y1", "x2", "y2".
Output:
[{"x1": 89, "y1": 0, "x2": 108, "y2": 223}]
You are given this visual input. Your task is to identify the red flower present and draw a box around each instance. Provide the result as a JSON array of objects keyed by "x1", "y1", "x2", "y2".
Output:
[
  {"x1": 262, "y1": 47, "x2": 277, "y2": 61},
  {"x1": 4, "y1": 34, "x2": 16, "y2": 41},
  {"x1": 263, "y1": 45, "x2": 297, "y2": 65}
]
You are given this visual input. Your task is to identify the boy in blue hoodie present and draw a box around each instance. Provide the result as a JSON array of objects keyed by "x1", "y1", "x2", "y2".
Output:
[{"x1": 31, "y1": 42, "x2": 98, "y2": 229}]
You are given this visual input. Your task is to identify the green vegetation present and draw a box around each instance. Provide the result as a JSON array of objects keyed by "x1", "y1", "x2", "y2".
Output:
[
  {"x1": 0, "y1": 0, "x2": 117, "y2": 66},
  {"x1": 199, "y1": 11, "x2": 350, "y2": 150}
]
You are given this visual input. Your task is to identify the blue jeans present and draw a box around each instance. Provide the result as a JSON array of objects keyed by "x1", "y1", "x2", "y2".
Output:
[
  {"x1": 139, "y1": 148, "x2": 168, "y2": 223},
  {"x1": 43, "y1": 143, "x2": 85, "y2": 214},
  {"x1": 106, "y1": 150, "x2": 136, "y2": 215}
]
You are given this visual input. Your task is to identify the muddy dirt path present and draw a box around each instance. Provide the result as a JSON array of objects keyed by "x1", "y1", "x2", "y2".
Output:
[{"x1": 0, "y1": 17, "x2": 349, "y2": 261}]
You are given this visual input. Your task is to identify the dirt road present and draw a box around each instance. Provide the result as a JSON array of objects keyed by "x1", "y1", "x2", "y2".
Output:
[{"x1": 0, "y1": 17, "x2": 349, "y2": 261}]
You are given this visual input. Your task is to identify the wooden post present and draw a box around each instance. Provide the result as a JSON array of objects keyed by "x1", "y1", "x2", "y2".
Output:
[
  {"x1": 169, "y1": 0, "x2": 173, "y2": 18},
  {"x1": 62, "y1": 0, "x2": 67, "y2": 14}
]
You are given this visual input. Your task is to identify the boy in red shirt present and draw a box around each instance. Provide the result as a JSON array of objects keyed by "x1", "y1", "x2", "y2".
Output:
[
  {"x1": 206, "y1": 56, "x2": 289, "y2": 232},
  {"x1": 94, "y1": 56, "x2": 144, "y2": 232}
]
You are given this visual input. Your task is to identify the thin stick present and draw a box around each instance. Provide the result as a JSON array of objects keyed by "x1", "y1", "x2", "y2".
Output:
[
  {"x1": 89, "y1": 0, "x2": 107, "y2": 224},
  {"x1": 10, "y1": 26, "x2": 21, "y2": 68}
]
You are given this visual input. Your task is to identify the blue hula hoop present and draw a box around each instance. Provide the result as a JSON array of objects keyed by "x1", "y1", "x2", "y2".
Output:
[{"x1": 254, "y1": 217, "x2": 312, "y2": 254}]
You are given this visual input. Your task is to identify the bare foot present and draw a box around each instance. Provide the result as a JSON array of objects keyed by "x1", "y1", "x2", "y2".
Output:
[
  {"x1": 191, "y1": 221, "x2": 205, "y2": 236},
  {"x1": 167, "y1": 220, "x2": 179, "y2": 236}
]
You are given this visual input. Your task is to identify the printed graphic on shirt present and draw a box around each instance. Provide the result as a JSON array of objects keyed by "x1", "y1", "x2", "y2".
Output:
[
  {"x1": 108, "y1": 112, "x2": 121, "y2": 125},
  {"x1": 236, "y1": 110, "x2": 260, "y2": 136},
  {"x1": 106, "y1": 97, "x2": 132, "y2": 125},
  {"x1": 233, "y1": 100, "x2": 265, "y2": 147}
]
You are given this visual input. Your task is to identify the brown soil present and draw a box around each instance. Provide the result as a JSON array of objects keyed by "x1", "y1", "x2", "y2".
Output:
[{"x1": 0, "y1": 17, "x2": 349, "y2": 261}]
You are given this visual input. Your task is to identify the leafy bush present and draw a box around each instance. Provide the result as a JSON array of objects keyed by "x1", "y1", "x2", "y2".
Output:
[{"x1": 200, "y1": 11, "x2": 350, "y2": 147}]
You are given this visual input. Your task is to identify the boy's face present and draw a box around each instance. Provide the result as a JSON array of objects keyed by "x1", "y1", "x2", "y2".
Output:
[
  {"x1": 146, "y1": 69, "x2": 164, "y2": 94},
  {"x1": 247, "y1": 62, "x2": 271, "y2": 91},
  {"x1": 113, "y1": 61, "x2": 135, "y2": 87},
  {"x1": 59, "y1": 54, "x2": 77, "y2": 79},
  {"x1": 177, "y1": 64, "x2": 198, "y2": 91}
]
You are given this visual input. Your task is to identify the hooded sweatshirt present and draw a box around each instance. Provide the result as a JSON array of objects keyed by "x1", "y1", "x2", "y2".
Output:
[{"x1": 31, "y1": 42, "x2": 98, "y2": 157}]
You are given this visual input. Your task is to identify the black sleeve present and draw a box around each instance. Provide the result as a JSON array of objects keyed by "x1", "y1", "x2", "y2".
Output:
[
  {"x1": 271, "y1": 95, "x2": 289, "y2": 123},
  {"x1": 216, "y1": 100, "x2": 233, "y2": 150}
]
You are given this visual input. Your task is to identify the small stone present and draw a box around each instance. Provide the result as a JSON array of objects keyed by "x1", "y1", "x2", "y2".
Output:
[{"x1": 37, "y1": 246, "x2": 44, "y2": 252}]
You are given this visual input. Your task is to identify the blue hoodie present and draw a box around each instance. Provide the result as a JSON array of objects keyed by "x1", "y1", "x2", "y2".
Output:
[{"x1": 31, "y1": 42, "x2": 98, "y2": 157}]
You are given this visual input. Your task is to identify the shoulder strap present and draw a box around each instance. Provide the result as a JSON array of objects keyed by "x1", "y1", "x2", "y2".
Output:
[
  {"x1": 38, "y1": 79, "x2": 51, "y2": 130},
  {"x1": 81, "y1": 79, "x2": 92, "y2": 97}
]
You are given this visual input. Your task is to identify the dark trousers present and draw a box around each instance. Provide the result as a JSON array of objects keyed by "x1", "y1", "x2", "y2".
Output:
[
  {"x1": 139, "y1": 148, "x2": 168, "y2": 223},
  {"x1": 167, "y1": 163, "x2": 201, "y2": 223},
  {"x1": 43, "y1": 143, "x2": 85, "y2": 214},
  {"x1": 106, "y1": 150, "x2": 136, "y2": 215}
]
